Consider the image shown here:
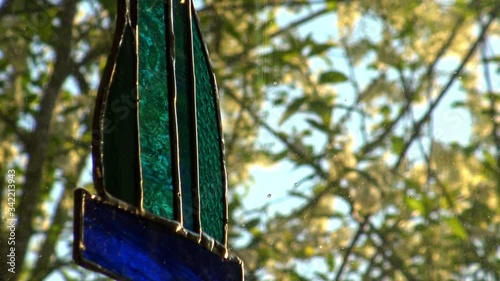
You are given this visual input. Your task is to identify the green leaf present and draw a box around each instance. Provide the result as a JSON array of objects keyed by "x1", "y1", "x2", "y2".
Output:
[
  {"x1": 279, "y1": 97, "x2": 306, "y2": 125},
  {"x1": 405, "y1": 197, "x2": 425, "y2": 214},
  {"x1": 305, "y1": 118, "x2": 327, "y2": 132},
  {"x1": 308, "y1": 42, "x2": 336, "y2": 56},
  {"x1": 326, "y1": 1, "x2": 337, "y2": 10},
  {"x1": 483, "y1": 150, "x2": 496, "y2": 167},
  {"x1": 381, "y1": 105, "x2": 391, "y2": 118},
  {"x1": 405, "y1": 179, "x2": 422, "y2": 191},
  {"x1": 391, "y1": 136, "x2": 405, "y2": 155},
  {"x1": 307, "y1": 99, "x2": 332, "y2": 125},
  {"x1": 451, "y1": 101, "x2": 466, "y2": 108},
  {"x1": 244, "y1": 218, "x2": 261, "y2": 229},
  {"x1": 289, "y1": 190, "x2": 310, "y2": 199},
  {"x1": 318, "y1": 71, "x2": 348, "y2": 84},
  {"x1": 444, "y1": 217, "x2": 468, "y2": 240},
  {"x1": 272, "y1": 95, "x2": 286, "y2": 106},
  {"x1": 327, "y1": 253, "x2": 336, "y2": 271}
]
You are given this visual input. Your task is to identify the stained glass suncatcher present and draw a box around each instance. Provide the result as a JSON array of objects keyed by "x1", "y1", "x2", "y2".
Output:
[{"x1": 74, "y1": 0, "x2": 243, "y2": 279}]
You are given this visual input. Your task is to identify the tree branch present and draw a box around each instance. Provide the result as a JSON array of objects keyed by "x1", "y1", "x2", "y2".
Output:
[
  {"x1": 29, "y1": 148, "x2": 88, "y2": 280},
  {"x1": 198, "y1": 0, "x2": 340, "y2": 14},
  {"x1": 225, "y1": 89, "x2": 336, "y2": 187},
  {"x1": 29, "y1": 190, "x2": 70, "y2": 281},
  {"x1": 368, "y1": 223, "x2": 418, "y2": 281},
  {"x1": 334, "y1": 215, "x2": 369, "y2": 281},
  {"x1": 481, "y1": 37, "x2": 500, "y2": 198},
  {"x1": 225, "y1": 7, "x2": 331, "y2": 66},
  {"x1": 14, "y1": 0, "x2": 76, "y2": 277},
  {"x1": 360, "y1": 11, "x2": 466, "y2": 157},
  {"x1": 392, "y1": 7, "x2": 500, "y2": 172}
]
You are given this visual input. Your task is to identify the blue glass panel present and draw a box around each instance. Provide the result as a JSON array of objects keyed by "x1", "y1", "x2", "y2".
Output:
[{"x1": 74, "y1": 189, "x2": 243, "y2": 281}]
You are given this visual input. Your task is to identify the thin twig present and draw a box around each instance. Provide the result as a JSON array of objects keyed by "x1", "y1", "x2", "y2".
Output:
[
  {"x1": 368, "y1": 222, "x2": 418, "y2": 281},
  {"x1": 392, "y1": 7, "x2": 500, "y2": 172},
  {"x1": 360, "y1": 12, "x2": 466, "y2": 157},
  {"x1": 481, "y1": 34, "x2": 500, "y2": 198},
  {"x1": 225, "y1": 8, "x2": 331, "y2": 66},
  {"x1": 198, "y1": 0, "x2": 341, "y2": 13},
  {"x1": 334, "y1": 215, "x2": 370, "y2": 281}
]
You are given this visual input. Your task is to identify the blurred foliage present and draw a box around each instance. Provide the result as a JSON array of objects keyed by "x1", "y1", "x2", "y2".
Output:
[{"x1": 0, "y1": 0, "x2": 499, "y2": 280}]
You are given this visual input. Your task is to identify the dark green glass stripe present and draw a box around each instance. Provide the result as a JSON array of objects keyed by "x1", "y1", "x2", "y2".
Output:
[
  {"x1": 173, "y1": 0, "x2": 199, "y2": 231},
  {"x1": 102, "y1": 26, "x2": 140, "y2": 206},
  {"x1": 192, "y1": 18, "x2": 225, "y2": 243},
  {"x1": 138, "y1": 0, "x2": 174, "y2": 219}
]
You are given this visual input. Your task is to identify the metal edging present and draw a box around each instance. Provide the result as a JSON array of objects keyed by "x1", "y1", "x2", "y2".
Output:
[
  {"x1": 128, "y1": 0, "x2": 142, "y2": 208},
  {"x1": 172, "y1": 0, "x2": 201, "y2": 234},
  {"x1": 165, "y1": 0, "x2": 183, "y2": 224},
  {"x1": 183, "y1": 0, "x2": 202, "y2": 236}
]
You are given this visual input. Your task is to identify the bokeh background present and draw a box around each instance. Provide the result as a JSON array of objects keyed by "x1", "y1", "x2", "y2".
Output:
[{"x1": 0, "y1": 0, "x2": 499, "y2": 280}]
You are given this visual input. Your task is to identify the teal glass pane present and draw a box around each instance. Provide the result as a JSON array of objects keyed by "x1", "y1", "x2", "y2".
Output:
[
  {"x1": 102, "y1": 25, "x2": 140, "y2": 206},
  {"x1": 138, "y1": 0, "x2": 174, "y2": 219},
  {"x1": 173, "y1": 0, "x2": 197, "y2": 230},
  {"x1": 192, "y1": 20, "x2": 225, "y2": 242}
]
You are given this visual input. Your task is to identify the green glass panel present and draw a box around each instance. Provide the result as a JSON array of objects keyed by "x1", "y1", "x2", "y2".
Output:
[
  {"x1": 138, "y1": 1, "x2": 174, "y2": 219},
  {"x1": 174, "y1": 1, "x2": 196, "y2": 230},
  {"x1": 102, "y1": 26, "x2": 140, "y2": 206},
  {"x1": 193, "y1": 20, "x2": 225, "y2": 242}
]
